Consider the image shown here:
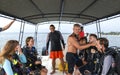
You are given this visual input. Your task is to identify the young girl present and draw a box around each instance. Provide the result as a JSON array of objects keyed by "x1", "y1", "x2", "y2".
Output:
[
  {"x1": 23, "y1": 36, "x2": 48, "y2": 75},
  {"x1": 0, "y1": 40, "x2": 27, "y2": 75}
]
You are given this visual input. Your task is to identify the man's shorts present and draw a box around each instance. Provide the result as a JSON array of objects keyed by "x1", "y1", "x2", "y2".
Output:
[
  {"x1": 50, "y1": 51, "x2": 64, "y2": 59},
  {"x1": 66, "y1": 52, "x2": 80, "y2": 74}
]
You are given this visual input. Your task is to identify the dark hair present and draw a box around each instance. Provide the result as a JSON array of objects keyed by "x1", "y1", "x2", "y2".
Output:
[
  {"x1": 50, "y1": 24, "x2": 55, "y2": 28},
  {"x1": 80, "y1": 37, "x2": 87, "y2": 43},
  {"x1": 90, "y1": 34, "x2": 97, "y2": 39},
  {"x1": 26, "y1": 36, "x2": 33, "y2": 46},
  {"x1": 81, "y1": 27, "x2": 83, "y2": 30},
  {"x1": 98, "y1": 37, "x2": 109, "y2": 48}
]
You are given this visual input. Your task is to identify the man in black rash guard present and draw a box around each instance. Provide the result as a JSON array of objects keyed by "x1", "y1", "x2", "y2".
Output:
[{"x1": 46, "y1": 25, "x2": 65, "y2": 74}]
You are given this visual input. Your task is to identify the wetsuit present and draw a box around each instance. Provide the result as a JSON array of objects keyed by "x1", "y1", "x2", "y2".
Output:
[{"x1": 23, "y1": 46, "x2": 44, "y2": 71}]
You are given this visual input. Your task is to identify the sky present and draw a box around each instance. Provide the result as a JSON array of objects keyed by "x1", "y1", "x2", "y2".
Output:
[{"x1": 0, "y1": 16, "x2": 120, "y2": 34}]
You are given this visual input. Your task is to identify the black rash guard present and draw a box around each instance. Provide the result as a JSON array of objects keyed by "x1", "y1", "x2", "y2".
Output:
[{"x1": 46, "y1": 30, "x2": 65, "y2": 51}]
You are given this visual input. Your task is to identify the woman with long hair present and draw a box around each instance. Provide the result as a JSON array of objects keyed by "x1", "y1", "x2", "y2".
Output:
[{"x1": 0, "y1": 40, "x2": 26, "y2": 75}]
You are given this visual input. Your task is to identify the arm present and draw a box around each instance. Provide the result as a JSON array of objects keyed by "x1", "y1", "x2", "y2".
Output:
[
  {"x1": 101, "y1": 55, "x2": 112, "y2": 75},
  {"x1": 46, "y1": 33, "x2": 50, "y2": 50},
  {"x1": 34, "y1": 47, "x2": 38, "y2": 55},
  {"x1": 17, "y1": 45, "x2": 27, "y2": 63},
  {"x1": 59, "y1": 31, "x2": 65, "y2": 49},
  {"x1": 2, "y1": 19, "x2": 16, "y2": 31},
  {"x1": 18, "y1": 53, "x2": 27, "y2": 63},
  {"x1": 69, "y1": 36, "x2": 94, "y2": 50},
  {"x1": 3, "y1": 59, "x2": 14, "y2": 75}
]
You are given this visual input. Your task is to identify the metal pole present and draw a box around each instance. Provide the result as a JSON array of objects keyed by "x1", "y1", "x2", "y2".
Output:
[
  {"x1": 20, "y1": 21, "x2": 25, "y2": 47},
  {"x1": 58, "y1": 22, "x2": 61, "y2": 31},
  {"x1": 96, "y1": 21, "x2": 99, "y2": 37},
  {"x1": 34, "y1": 24, "x2": 38, "y2": 49},
  {"x1": 18, "y1": 20, "x2": 25, "y2": 47},
  {"x1": 18, "y1": 20, "x2": 23, "y2": 42},
  {"x1": 98, "y1": 20, "x2": 101, "y2": 37}
]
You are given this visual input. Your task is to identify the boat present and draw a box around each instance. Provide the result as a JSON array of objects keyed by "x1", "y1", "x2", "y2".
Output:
[{"x1": 0, "y1": 0, "x2": 120, "y2": 75}]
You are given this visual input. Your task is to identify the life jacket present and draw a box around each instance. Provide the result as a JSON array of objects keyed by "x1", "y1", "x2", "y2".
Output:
[
  {"x1": 11, "y1": 53, "x2": 24, "y2": 75},
  {"x1": 22, "y1": 46, "x2": 40, "y2": 70},
  {"x1": 82, "y1": 46, "x2": 100, "y2": 74}
]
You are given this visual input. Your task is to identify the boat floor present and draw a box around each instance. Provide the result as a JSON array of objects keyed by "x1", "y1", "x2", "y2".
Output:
[{"x1": 41, "y1": 56, "x2": 66, "y2": 75}]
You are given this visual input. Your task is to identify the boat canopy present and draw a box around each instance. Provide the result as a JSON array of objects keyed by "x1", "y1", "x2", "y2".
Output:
[{"x1": 0, "y1": 0, "x2": 120, "y2": 25}]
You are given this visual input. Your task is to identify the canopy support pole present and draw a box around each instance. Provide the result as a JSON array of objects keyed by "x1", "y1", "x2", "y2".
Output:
[
  {"x1": 19, "y1": 20, "x2": 25, "y2": 47},
  {"x1": 34, "y1": 24, "x2": 38, "y2": 51},
  {"x1": 96, "y1": 20, "x2": 101, "y2": 38},
  {"x1": 96, "y1": 21, "x2": 99, "y2": 37},
  {"x1": 58, "y1": 0, "x2": 65, "y2": 30},
  {"x1": 98, "y1": 20, "x2": 101, "y2": 37}
]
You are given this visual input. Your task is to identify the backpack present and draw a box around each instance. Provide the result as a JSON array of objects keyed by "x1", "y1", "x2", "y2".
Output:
[
  {"x1": 99, "y1": 46, "x2": 120, "y2": 75},
  {"x1": 110, "y1": 46, "x2": 120, "y2": 75}
]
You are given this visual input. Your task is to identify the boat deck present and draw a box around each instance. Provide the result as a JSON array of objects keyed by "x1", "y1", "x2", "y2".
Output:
[{"x1": 41, "y1": 56, "x2": 66, "y2": 75}]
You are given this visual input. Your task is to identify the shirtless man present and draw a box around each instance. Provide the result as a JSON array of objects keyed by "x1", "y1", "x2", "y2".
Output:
[{"x1": 66, "y1": 24, "x2": 96, "y2": 75}]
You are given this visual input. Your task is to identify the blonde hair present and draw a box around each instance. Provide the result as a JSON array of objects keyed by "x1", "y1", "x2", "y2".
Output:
[
  {"x1": 74, "y1": 24, "x2": 81, "y2": 28},
  {"x1": 0, "y1": 40, "x2": 19, "y2": 64}
]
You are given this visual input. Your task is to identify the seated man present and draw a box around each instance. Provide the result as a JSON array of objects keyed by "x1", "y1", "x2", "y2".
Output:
[
  {"x1": 96, "y1": 37, "x2": 116, "y2": 75},
  {"x1": 22, "y1": 36, "x2": 47, "y2": 75},
  {"x1": 78, "y1": 34, "x2": 99, "y2": 75}
]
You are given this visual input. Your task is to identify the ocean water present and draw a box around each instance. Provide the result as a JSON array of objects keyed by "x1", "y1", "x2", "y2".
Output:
[
  {"x1": 0, "y1": 32, "x2": 120, "y2": 53},
  {"x1": 0, "y1": 32, "x2": 70, "y2": 54}
]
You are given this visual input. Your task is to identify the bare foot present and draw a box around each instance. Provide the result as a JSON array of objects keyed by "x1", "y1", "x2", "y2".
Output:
[
  {"x1": 63, "y1": 70, "x2": 68, "y2": 74},
  {"x1": 50, "y1": 70, "x2": 55, "y2": 74}
]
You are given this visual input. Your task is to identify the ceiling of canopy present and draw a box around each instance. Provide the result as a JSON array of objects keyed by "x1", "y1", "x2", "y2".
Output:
[{"x1": 0, "y1": 0, "x2": 120, "y2": 25}]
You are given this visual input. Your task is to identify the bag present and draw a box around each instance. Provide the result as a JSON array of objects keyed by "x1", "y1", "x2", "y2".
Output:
[
  {"x1": 42, "y1": 46, "x2": 48, "y2": 56},
  {"x1": 110, "y1": 46, "x2": 120, "y2": 75},
  {"x1": 102, "y1": 46, "x2": 120, "y2": 75},
  {"x1": 58, "y1": 62, "x2": 68, "y2": 71},
  {"x1": 97, "y1": 47, "x2": 118, "y2": 75}
]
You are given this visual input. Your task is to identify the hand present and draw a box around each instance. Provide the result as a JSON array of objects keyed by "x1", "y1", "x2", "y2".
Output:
[
  {"x1": 90, "y1": 41, "x2": 96, "y2": 46},
  {"x1": 46, "y1": 50, "x2": 48, "y2": 55},
  {"x1": 17, "y1": 45, "x2": 23, "y2": 55},
  {"x1": 63, "y1": 45, "x2": 65, "y2": 49},
  {"x1": 13, "y1": 18, "x2": 16, "y2": 20},
  {"x1": 11, "y1": 18, "x2": 16, "y2": 22},
  {"x1": 35, "y1": 61, "x2": 41, "y2": 65}
]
